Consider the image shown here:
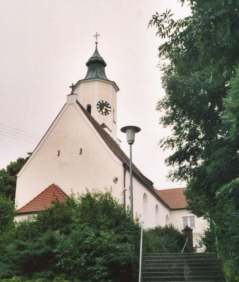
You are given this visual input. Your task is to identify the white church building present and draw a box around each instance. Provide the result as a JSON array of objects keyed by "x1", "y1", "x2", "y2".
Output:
[{"x1": 15, "y1": 42, "x2": 207, "y2": 247}]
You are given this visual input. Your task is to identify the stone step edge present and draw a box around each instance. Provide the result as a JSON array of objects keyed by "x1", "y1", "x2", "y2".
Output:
[{"x1": 142, "y1": 280, "x2": 224, "y2": 282}]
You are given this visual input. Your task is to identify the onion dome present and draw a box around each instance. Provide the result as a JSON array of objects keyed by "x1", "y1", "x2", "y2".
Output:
[{"x1": 84, "y1": 44, "x2": 108, "y2": 80}]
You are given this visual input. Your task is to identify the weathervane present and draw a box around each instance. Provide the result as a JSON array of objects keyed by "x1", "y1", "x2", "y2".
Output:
[{"x1": 94, "y1": 32, "x2": 100, "y2": 44}]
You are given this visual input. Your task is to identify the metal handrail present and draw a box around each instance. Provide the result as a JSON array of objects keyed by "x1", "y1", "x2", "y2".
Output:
[
  {"x1": 138, "y1": 222, "x2": 144, "y2": 282},
  {"x1": 181, "y1": 237, "x2": 189, "y2": 253}
]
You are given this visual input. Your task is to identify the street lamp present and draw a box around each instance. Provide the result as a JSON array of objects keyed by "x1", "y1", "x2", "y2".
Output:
[{"x1": 121, "y1": 125, "x2": 141, "y2": 219}]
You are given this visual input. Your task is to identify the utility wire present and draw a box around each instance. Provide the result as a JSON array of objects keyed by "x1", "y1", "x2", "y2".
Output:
[
  {"x1": 0, "y1": 123, "x2": 41, "y2": 145},
  {"x1": 0, "y1": 123, "x2": 42, "y2": 139},
  {"x1": 0, "y1": 128, "x2": 40, "y2": 142},
  {"x1": 0, "y1": 132, "x2": 39, "y2": 145}
]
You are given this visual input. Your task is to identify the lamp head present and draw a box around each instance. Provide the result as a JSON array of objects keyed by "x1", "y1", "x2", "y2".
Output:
[{"x1": 121, "y1": 125, "x2": 141, "y2": 145}]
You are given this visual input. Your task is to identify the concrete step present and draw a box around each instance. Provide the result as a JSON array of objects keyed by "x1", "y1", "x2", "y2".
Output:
[
  {"x1": 143, "y1": 253, "x2": 218, "y2": 259},
  {"x1": 143, "y1": 260, "x2": 222, "y2": 267},
  {"x1": 142, "y1": 277, "x2": 225, "y2": 282},
  {"x1": 141, "y1": 253, "x2": 225, "y2": 282},
  {"x1": 142, "y1": 267, "x2": 222, "y2": 273}
]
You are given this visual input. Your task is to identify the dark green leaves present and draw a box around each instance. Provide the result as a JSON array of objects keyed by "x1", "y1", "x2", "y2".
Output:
[
  {"x1": 150, "y1": 1, "x2": 239, "y2": 279},
  {"x1": 0, "y1": 192, "x2": 140, "y2": 282},
  {"x1": 143, "y1": 225, "x2": 185, "y2": 253},
  {"x1": 0, "y1": 195, "x2": 15, "y2": 233},
  {"x1": 0, "y1": 155, "x2": 29, "y2": 200}
]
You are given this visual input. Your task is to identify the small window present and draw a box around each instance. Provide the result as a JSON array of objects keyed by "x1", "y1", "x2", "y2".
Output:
[
  {"x1": 86, "y1": 104, "x2": 91, "y2": 114},
  {"x1": 182, "y1": 216, "x2": 195, "y2": 229}
]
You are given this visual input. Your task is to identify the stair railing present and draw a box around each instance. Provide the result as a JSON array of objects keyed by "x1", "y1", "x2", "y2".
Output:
[
  {"x1": 138, "y1": 221, "x2": 144, "y2": 282},
  {"x1": 181, "y1": 237, "x2": 189, "y2": 253}
]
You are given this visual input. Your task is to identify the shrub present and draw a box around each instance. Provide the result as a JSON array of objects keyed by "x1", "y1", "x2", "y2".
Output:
[
  {"x1": 0, "y1": 191, "x2": 140, "y2": 282},
  {"x1": 143, "y1": 225, "x2": 185, "y2": 253},
  {"x1": 0, "y1": 195, "x2": 15, "y2": 233}
]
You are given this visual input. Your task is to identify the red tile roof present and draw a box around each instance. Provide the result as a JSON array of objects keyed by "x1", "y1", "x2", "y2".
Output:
[
  {"x1": 155, "y1": 188, "x2": 187, "y2": 210},
  {"x1": 17, "y1": 184, "x2": 68, "y2": 214}
]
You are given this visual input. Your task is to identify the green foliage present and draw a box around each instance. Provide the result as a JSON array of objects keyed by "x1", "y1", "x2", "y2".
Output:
[
  {"x1": 223, "y1": 68, "x2": 239, "y2": 147},
  {"x1": 0, "y1": 156, "x2": 29, "y2": 200},
  {"x1": 0, "y1": 195, "x2": 15, "y2": 233},
  {"x1": 0, "y1": 191, "x2": 140, "y2": 282},
  {"x1": 213, "y1": 183, "x2": 239, "y2": 282},
  {"x1": 55, "y1": 192, "x2": 140, "y2": 282},
  {"x1": 201, "y1": 225, "x2": 217, "y2": 253},
  {"x1": 149, "y1": 1, "x2": 239, "y2": 279},
  {"x1": 143, "y1": 225, "x2": 185, "y2": 253},
  {"x1": 149, "y1": 0, "x2": 239, "y2": 185},
  {"x1": 0, "y1": 278, "x2": 71, "y2": 282}
]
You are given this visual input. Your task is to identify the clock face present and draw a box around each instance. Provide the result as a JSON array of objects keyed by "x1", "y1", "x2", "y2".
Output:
[{"x1": 96, "y1": 100, "x2": 111, "y2": 115}]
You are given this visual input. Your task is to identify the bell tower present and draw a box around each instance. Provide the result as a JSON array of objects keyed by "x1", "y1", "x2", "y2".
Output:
[{"x1": 74, "y1": 36, "x2": 119, "y2": 140}]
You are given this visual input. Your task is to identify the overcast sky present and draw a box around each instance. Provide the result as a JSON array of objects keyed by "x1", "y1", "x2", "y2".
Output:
[{"x1": 0, "y1": 0, "x2": 190, "y2": 189}]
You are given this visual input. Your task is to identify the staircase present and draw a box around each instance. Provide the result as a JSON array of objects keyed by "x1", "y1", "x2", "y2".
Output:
[{"x1": 142, "y1": 253, "x2": 225, "y2": 282}]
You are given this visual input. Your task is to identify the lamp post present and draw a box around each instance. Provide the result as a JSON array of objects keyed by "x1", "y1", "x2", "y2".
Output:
[{"x1": 121, "y1": 125, "x2": 141, "y2": 219}]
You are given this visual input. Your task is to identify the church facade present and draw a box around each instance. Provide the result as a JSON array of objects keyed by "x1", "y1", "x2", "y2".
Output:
[{"x1": 15, "y1": 43, "x2": 207, "y2": 247}]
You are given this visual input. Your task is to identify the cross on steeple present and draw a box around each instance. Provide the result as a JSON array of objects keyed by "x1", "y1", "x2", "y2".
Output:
[
  {"x1": 69, "y1": 83, "x2": 75, "y2": 94},
  {"x1": 94, "y1": 32, "x2": 100, "y2": 44}
]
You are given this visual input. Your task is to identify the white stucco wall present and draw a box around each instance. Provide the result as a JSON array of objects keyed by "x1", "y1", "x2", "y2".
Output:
[
  {"x1": 124, "y1": 170, "x2": 171, "y2": 229},
  {"x1": 15, "y1": 213, "x2": 34, "y2": 222},
  {"x1": 170, "y1": 209, "x2": 208, "y2": 251},
  {"x1": 76, "y1": 79, "x2": 118, "y2": 138},
  {"x1": 15, "y1": 90, "x2": 204, "y2": 243},
  {"x1": 15, "y1": 102, "x2": 124, "y2": 210},
  {"x1": 170, "y1": 209, "x2": 207, "y2": 234}
]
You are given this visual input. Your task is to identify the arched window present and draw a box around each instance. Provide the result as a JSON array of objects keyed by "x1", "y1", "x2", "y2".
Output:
[
  {"x1": 86, "y1": 104, "x2": 91, "y2": 114},
  {"x1": 166, "y1": 215, "x2": 170, "y2": 226},
  {"x1": 155, "y1": 205, "x2": 159, "y2": 227},
  {"x1": 143, "y1": 193, "x2": 148, "y2": 228}
]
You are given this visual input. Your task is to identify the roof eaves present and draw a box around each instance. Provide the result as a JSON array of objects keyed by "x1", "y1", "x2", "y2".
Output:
[
  {"x1": 75, "y1": 78, "x2": 120, "y2": 92},
  {"x1": 170, "y1": 207, "x2": 188, "y2": 211},
  {"x1": 16, "y1": 211, "x2": 36, "y2": 216}
]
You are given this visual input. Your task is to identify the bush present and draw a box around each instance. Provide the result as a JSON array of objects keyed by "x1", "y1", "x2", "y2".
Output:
[
  {"x1": 201, "y1": 182, "x2": 239, "y2": 281},
  {"x1": 0, "y1": 278, "x2": 71, "y2": 282},
  {"x1": 201, "y1": 225, "x2": 218, "y2": 253},
  {"x1": 143, "y1": 225, "x2": 185, "y2": 253},
  {"x1": 0, "y1": 191, "x2": 140, "y2": 282},
  {"x1": 0, "y1": 195, "x2": 15, "y2": 233},
  {"x1": 55, "y1": 191, "x2": 140, "y2": 282}
]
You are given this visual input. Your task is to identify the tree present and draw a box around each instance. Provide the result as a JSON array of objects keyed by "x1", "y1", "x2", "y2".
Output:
[
  {"x1": 149, "y1": 1, "x2": 239, "y2": 280},
  {"x1": 149, "y1": 0, "x2": 239, "y2": 219},
  {"x1": 0, "y1": 191, "x2": 140, "y2": 282},
  {"x1": 0, "y1": 195, "x2": 15, "y2": 233},
  {"x1": 0, "y1": 155, "x2": 30, "y2": 200}
]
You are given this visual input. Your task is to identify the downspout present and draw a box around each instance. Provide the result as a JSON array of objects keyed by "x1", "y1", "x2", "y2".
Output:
[{"x1": 123, "y1": 163, "x2": 127, "y2": 209}]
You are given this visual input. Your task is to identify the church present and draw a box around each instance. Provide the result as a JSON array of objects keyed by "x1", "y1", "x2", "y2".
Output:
[{"x1": 15, "y1": 40, "x2": 207, "y2": 248}]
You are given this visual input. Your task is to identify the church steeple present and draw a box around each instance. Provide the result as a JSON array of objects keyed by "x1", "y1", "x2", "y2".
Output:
[
  {"x1": 84, "y1": 44, "x2": 108, "y2": 80},
  {"x1": 73, "y1": 38, "x2": 119, "y2": 140}
]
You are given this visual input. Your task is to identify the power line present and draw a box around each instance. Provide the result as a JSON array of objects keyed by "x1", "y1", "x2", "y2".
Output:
[
  {"x1": 0, "y1": 122, "x2": 42, "y2": 146},
  {"x1": 0, "y1": 132, "x2": 39, "y2": 145},
  {"x1": 0, "y1": 128, "x2": 40, "y2": 142},
  {"x1": 0, "y1": 123, "x2": 42, "y2": 139}
]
